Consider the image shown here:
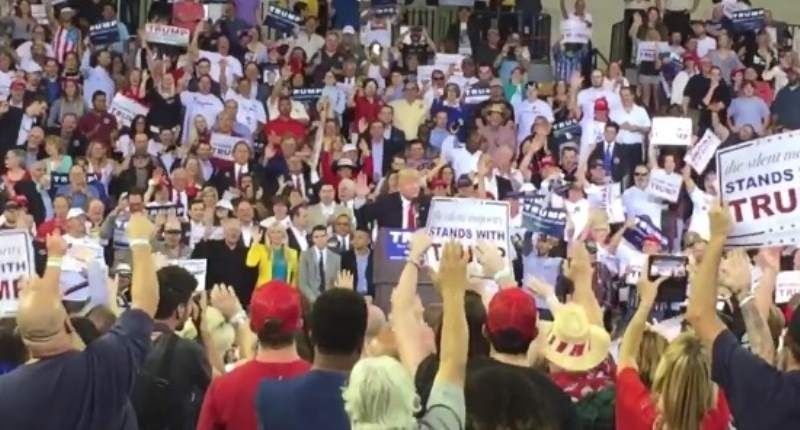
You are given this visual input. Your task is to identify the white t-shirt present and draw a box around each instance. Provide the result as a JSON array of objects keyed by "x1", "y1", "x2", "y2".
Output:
[
  {"x1": 622, "y1": 185, "x2": 665, "y2": 229},
  {"x1": 199, "y1": 50, "x2": 243, "y2": 85},
  {"x1": 179, "y1": 91, "x2": 224, "y2": 144},
  {"x1": 609, "y1": 105, "x2": 651, "y2": 145},
  {"x1": 514, "y1": 99, "x2": 554, "y2": 145},
  {"x1": 689, "y1": 187, "x2": 714, "y2": 240},
  {"x1": 225, "y1": 92, "x2": 267, "y2": 135},
  {"x1": 697, "y1": 36, "x2": 718, "y2": 59}
]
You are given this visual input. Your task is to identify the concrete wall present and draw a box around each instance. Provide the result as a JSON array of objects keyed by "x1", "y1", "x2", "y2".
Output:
[{"x1": 540, "y1": 0, "x2": 800, "y2": 57}]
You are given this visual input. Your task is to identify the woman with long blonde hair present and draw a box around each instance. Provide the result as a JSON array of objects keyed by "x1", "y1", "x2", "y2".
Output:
[
  {"x1": 616, "y1": 277, "x2": 731, "y2": 430},
  {"x1": 246, "y1": 222, "x2": 298, "y2": 287}
]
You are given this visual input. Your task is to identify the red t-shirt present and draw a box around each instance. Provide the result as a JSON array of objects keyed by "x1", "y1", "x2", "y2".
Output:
[
  {"x1": 172, "y1": 1, "x2": 205, "y2": 32},
  {"x1": 264, "y1": 117, "x2": 306, "y2": 142},
  {"x1": 615, "y1": 367, "x2": 731, "y2": 430},
  {"x1": 197, "y1": 359, "x2": 311, "y2": 430},
  {"x1": 352, "y1": 95, "x2": 383, "y2": 131}
]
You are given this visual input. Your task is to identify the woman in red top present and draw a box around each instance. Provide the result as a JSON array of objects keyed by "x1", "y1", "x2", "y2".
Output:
[
  {"x1": 287, "y1": 47, "x2": 307, "y2": 76},
  {"x1": 616, "y1": 277, "x2": 731, "y2": 430},
  {"x1": 348, "y1": 78, "x2": 383, "y2": 133},
  {"x1": 121, "y1": 69, "x2": 148, "y2": 105},
  {"x1": 3, "y1": 150, "x2": 31, "y2": 197}
]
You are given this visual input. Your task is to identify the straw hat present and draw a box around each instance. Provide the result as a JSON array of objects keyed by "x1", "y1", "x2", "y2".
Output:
[{"x1": 544, "y1": 303, "x2": 611, "y2": 372}]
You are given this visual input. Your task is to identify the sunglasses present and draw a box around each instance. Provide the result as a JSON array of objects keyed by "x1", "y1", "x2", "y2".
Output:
[
  {"x1": 165, "y1": 230, "x2": 182, "y2": 234},
  {"x1": 432, "y1": 75, "x2": 444, "y2": 81},
  {"x1": 634, "y1": 172, "x2": 649, "y2": 177}
]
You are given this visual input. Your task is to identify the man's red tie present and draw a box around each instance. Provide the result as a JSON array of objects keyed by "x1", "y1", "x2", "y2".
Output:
[{"x1": 407, "y1": 204, "x2": 416, "y2": 230}]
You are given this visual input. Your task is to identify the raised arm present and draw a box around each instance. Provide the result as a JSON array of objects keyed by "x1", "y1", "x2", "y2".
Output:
[
  {"x1": 559, "y1": 0, "x2": 569, "y2": 19},
  {"x1": 618, "y1": 274, "x2": 664, "y2": 370},
  {"x1": 686, "y1": 201, "x2": 731, "y2": 345},
  {"x1": 310, "y1": 102, "x2": 329, "y2": 170},
  {"x1": 391, "y1": 230, "x2": 433, "y2": 375},
  {"x1": 563, "y1": 241, "x2": 603, "y2": 326},
  {"x1": 432, "y1": 241, "x2": 468, "y2": 388},
  {"x1": 127, "y1": 213, "x2": 159, "y2": 317}
]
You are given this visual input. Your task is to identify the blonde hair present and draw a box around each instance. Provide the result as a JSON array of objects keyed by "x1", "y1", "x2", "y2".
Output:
[
  {"x1": 637, "y1": 330, "x2": 668, "y2": 389},
  {"x1": 651, "y1": 333, "x2": 715, "y2": 430},
  {"x1": 342, "y1": 356, "x2": 419, "y2": 429}
]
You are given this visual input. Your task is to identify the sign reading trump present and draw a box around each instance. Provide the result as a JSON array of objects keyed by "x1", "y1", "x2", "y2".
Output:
[
  {"x1": 717, "y1": 130, "x2": 800, "y2": 247},
  {"x1": 424, "y1": 198, "x2": 510, "y2": 276}
]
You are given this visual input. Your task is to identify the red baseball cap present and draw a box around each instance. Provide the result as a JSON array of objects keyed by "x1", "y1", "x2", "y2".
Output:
[
  {"x1": 594, "y1": 98, "x2": 609, "y2": 112},
  {"x1": 487, "y1": 288, "x2": 539, "y2": 342},
  {"x1": 539, "y1": 155, "x2": 556, "y2": 169},
  {"x1": 643, "y1": 234, "x2": 662, "y2": 246},
  {"x1": 249, "y1": 280, "x2": 303, "y2": 335}
]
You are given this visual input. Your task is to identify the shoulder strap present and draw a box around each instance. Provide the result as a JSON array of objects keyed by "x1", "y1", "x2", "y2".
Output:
[{"x1": 156, "y1": 332, "x2": 179, "y2": 379}]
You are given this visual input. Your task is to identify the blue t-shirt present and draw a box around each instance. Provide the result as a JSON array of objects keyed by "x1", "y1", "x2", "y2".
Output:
[
  {"x1": 0, "y1": 309, "x2": 153, "y2": 430},
  {"x1": 712, "y1": 329, "x2": 800, "y2": 429},
  {"x1": 271, "y1": 248, "x2": 288, "y2": 282},
  {"x1": 256, "y1": 369, "x2": 350, "y2": 430}
]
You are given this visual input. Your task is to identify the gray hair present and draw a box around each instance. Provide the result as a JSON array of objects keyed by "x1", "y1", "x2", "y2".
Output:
[{"x1": 342, "y1": 356, "x2": 419, "y2": 429}]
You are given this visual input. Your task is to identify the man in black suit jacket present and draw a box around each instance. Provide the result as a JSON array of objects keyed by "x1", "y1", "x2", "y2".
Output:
[
  {"x1": 216, "y1": 141, "x2": 266, "y2": 195},
  {"x1": 0, "y1": 96, "x2": 47, "y2": 170},
  {"x1": 340, "y1": 228, "x2": 374, "y2": 297},
  {"x1": 286, "y1": 205, "x2": 310, "y2": 254},
  {"x1": 281, "y1": 155, "x2": 318, "y2": 204},
  {"x1": 365, "y1": 120, "x2": 404, "y2": 180},
  {"x1": 588, "y1": 121, "x2": 627, "y2": 185},
  {"x1": 355, "y1": 168, "x2": 430, "y2": 230}
]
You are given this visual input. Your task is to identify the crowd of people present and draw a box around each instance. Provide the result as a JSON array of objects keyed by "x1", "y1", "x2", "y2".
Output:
[{"x1": 0, "y1": 0, "x2": 799, "y2": 428}]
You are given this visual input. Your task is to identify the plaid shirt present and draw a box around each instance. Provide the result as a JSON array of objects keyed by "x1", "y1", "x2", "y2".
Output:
[{"x1": 552, "y1": 43, "x2": 590, "y2": 82}]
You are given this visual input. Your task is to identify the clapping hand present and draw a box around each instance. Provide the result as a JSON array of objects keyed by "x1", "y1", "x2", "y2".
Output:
[
  {"x1": 335, "y1": 270, "x2": 354, "y2": 290},
  {"x1": 210, "y1": 284, "x2": 243, "y2": 320}
]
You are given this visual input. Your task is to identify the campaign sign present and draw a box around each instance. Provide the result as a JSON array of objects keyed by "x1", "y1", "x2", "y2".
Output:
[
  {"x1": 728, "y1": 8, "x2": 765, "y2": 33},
  {"x1": 717, "y1": 130, "x2": 800, "y2": 247},
  {"x1": 552, "y1": 119, "x2": 582, "y2": 146},
  {"x1": 775, "y1": 271, "x2": 800, "y2": 304},
  {"x1": 561, "y1": 18, "x2": 590, "y2": 44},
  {"x1": 291, "y1": 87, "x2": 324, "y2": 104},
  {"x1": 464, "y1": 87, "x2": 491, "y2": 105},
  {"x1": 650, "y1": 117, "x2": 692, "y2": 146},
  {"x1": 31, "y1": 5, "x2": 48, "y2": 24},
  {"x1": 647, "y1": 169, "x2": 683, "y2": 203},
  {"x1": 167, "y1": 259, "x2": 207, "y2": 292},
  {"x1": 623, "y1": 215, "x2": 669, "y2": 249},
  {"x1": 425, "y1": 198, "x2": 511, "y2": 275},
  {"x1": 684, "y1": 129, "x2": 722, "y2": 174},
  {"x1": 209, "y1": 133, "x2": 241, "y2": 161},
  {"x1": 109, "y1": 94, "x2": 149, "y2": 127},
  {"x1": 371, "y1": 0, "x2": 397, "y2": 17},
  {"x1": 434, "y1": 53, "x2": 464, "y2": 76},
  {"x1": 144, "y1": 24, "x2": 190, "y2": 47},
  {"x1": 0, "y1": 230, "x2": 35, "y2": 317},
  {"x1": 383, "y1": 229, "x2": 414, "y2": 261},
  {"x1": 521, "y1": 194, "x2": 567, "y2": 238},
  {"x1": 146, "y1": 203, "x2": 186, "y2": 220},
  {"x1": 263, "y1": 5, "x2": 302, "y2": 35},
  {"x1": 636, "y1": 41, "x2": 659, "y2": 63},
  {"x1": 89, "y1": 20, "x2": 120, "y2": 46},
  {"x1": 50, "y1": 172, "x2": 100, "y2": 191}
]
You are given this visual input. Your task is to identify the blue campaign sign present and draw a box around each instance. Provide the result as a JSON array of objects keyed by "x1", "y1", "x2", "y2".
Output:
[
  {"x1": 521, "y1": 195, "x2": 567, "y2": 237},
  {"x1": 623, "y1": 215, "x2": 669, "y2": 249},
  {"x1": 552, "y1": 119, "x2": 582, "y2": 146},
  {"x1": 89, "y1": 20, "x2": 120, "y2": 46},
  {"x1": 371, "y1": 0, "x2": 397, "y2": 17},
  {"x1": 291, "y1": 87, "x2": 324, "y2": 104},
  {"x1": 383, "y1": 229, "x2": 414, "y2": 261},
  {"x1": 263, "y1": 5, "x2": 302, "y2": 35},
  {"x1": 727, "y1": 8, "x2": 765, "y2": 33}
]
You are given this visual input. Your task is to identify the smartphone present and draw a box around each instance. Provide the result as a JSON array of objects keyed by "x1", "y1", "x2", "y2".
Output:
[{"x1": 647, "y1": 255, "x2": 689, "y2": 302}]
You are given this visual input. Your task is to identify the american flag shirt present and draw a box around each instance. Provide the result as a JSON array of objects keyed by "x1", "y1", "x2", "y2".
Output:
[{"x1": 52, "y1": 26, "x2": 81, "y2": 64}]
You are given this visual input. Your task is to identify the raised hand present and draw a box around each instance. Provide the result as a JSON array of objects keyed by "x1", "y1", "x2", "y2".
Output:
[
  {"x1": 126, "y1": 213, "x2": 155, "y2": 242},
  {"x1": 474, "y1": 241, "x2": 504, "y2": 278},
  {"x1": 210, "y1": 284, "x2": 243, "y2": 320},
  {"x1": 708, "y1": 200, "x2": 733, "y2": 239},
  {"x1": 526, "y1": 276, "x2": 554, "y2": 298},
  {"x1": 431, "y1": 241, "x2": 469, "y2": 295},
  {"x1": 46, "y1": 230, "x2": 68, "y2": 258},
  {"x1": 335, "y1": 270, "x2": 354, "y2": 290},
  {"x1": 355, "y1": 173, "x2": 370, "y2": 198},
  {"x1": 637, "y1": 273, "x2": 666, "y2": 305},
  {"x1": 251, "y1": 226, "x2": 263, "y2": 245}
]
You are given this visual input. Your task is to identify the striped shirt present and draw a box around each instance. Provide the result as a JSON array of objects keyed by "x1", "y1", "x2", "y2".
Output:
[
  {"x1": 53, "y1": 26, "x2": 80, "y2": 64},
  {"x1": 552, "y1": 44, "x2": 589, "y2": 83}
]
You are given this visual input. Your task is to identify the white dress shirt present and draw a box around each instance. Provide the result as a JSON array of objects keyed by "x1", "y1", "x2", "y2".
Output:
[
  {"x1": 240, "y1": 222, "x2": 254, "y2": 246},
  {"x1": 290, "y1": 225, "x2": 309, "y2": 251},
  {"x1": 622, "y1": 185, "x2": 664, "y2": 229},
  {"x1": 401, "y1": 197, "x2": 414, "y2": 229},
  {"x1": 609, "y1": 104, "x2": 651, "y2": 145},
  {"x1": 234, "y1": 163, "x2": 249, "y2": 184}
]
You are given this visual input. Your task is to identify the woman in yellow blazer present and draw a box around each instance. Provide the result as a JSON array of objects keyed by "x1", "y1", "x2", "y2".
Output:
[{"x1": 246, "y1": 222, "x2": 299, "y2": 287}]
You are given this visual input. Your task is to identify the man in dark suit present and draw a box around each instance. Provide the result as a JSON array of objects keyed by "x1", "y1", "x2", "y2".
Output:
[
  {"x1": 445, "y1": 7, "x2": 481, "y2": 53},
  {"x1": 365, "y1": 120, "x2": 404, "y2": 180},
  {"x1": 191, "y1": 218, "x2": 258, "y2": 306},
  {"x1": 588, "y1": 121, "x2": 627, "y2": 184},
  {"x1": 355, "y1": 168, "x2": 430, "y2": 230},
  {"x1": 0, "y1": 96, "x2": 47, "y2": 169},
  {"x1": 215, "y1": 140, "x2": 265, "y2": 194},
  {"x1": 340, "y1": 227, "x2": 374, "y2": 297},
  {"x1": 281, "y1": 154, "x2": 318, "y2": 203},
  {"x1": 286, "y1": 204, "x2": 310, "y2": 254}
]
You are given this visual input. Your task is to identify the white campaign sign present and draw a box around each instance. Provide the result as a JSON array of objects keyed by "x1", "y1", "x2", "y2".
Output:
[
  {"x1": 717, "y1": 130, "x2": 800, "y2": 247},
  {"x1": 684, "y1": 129, "x2": 722, "y2": 174},
  {"x1": 776, "y1": 271, "x2": 800, "y2": 304},
  {"x1": 650, "y1": 117, "x2": 692, "y2": 146},
  {"x1": 109, "y1": 94, "x2": 149, "y2": 127},
  {"x1": 424, "y1": 198, "x2": 511, "y2": 276},
  {"x1": 647, "y1": 169, "x2": 682, "y2": 203},
  {"x1": 169, "y1": 259, "x2": 208, "y2": 292},
  {"x1": 434, "y1": 53, "x2": 464, "y2": 76},
  {"x1": 209, "y1": 133, "x2": 241, "y2": 161},
  {"x1": 0, "y1": 230, "x2": 35, "y2": 316},
  {"x1": 416, "y1": 65, "x2": 437, "y2": 85},
  {"x1": 636, "y1": 41, "x2": 659, "y2": 63},
  {"x1": 144, "y1": 24, "x2": 191, "y2": 47},
  {"x1": 561, "y1": 18, "x2": 590, "y2": 44}
]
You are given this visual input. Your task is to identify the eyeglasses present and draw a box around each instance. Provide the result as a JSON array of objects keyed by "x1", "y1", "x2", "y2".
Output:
[
  {"x1": 432, "y1": 75, "x2": 444, "y2": 81},
  {"x1": 634, "y1": 172, "x2": 649, "y2": 177},
  {"x1": 165, "y1": 230, "x2": 182, "y2": 235}
]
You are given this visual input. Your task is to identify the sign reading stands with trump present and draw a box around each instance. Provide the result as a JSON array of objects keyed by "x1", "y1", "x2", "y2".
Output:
[
  {"x1": 424, "y1": 198, "x2": 511, "y2": 275},
  {"x1": 717, "y1": 130, "x2": 800, "y2": 247},
  {"x1": 0, "y1": 230, "x2": 36, "y2": 316}
]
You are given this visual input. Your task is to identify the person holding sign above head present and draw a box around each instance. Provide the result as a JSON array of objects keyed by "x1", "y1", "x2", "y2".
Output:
[{"x1": 0, "y1": 215, "x2": 159, "y2": 430}]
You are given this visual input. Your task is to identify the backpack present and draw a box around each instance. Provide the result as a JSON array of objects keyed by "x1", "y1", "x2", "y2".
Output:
[
  {"x1": 132, "y1": 332, "x2": 179, "y2": 430},
  {"x1": 574, "y1": 386, "x2": 616, "y2": 430}
]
